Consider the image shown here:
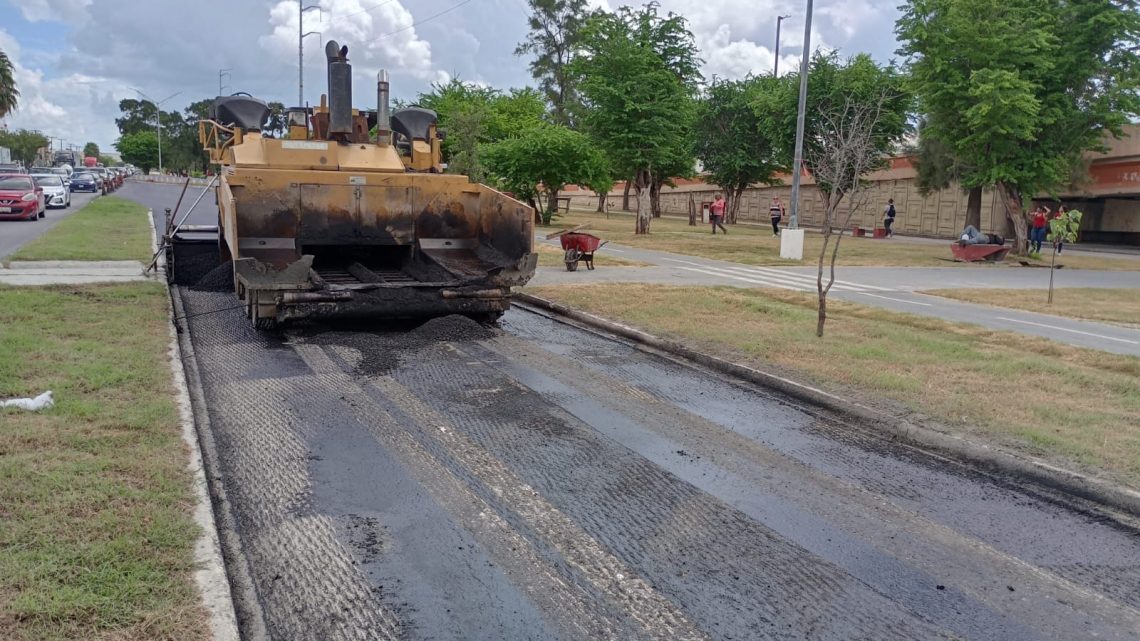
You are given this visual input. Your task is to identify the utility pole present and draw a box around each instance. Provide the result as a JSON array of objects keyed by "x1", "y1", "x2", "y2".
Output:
[
  {"x1": 774, "y1": 15, "x2": 789, "y2": 77},
  {"x1": 219, "y1": 68, "x2": 232, "y2": 95},
  {"x1": 298, "y1": 0, "x2": 322, "y2": 106},
  {"x1": 132, "y1": 89, "x2": 182, "y2": 174},
  {"x1": 781, "y1": 0, "x2": 813, "y2": 260}
]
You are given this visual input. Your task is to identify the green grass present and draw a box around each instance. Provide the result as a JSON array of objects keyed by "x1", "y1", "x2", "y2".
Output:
[
  {"x1": 9, "y1": 197, "x2": 152, "y2": 262},
  {"x1": 923, "y1": 287, "x2": 1140, "y2": 327},
  {"x1": 529, "y1": 283, "x2": 1140, "y2": 486},
  {"x1": 0, "y1": 283, "x2": 205, "y2": 641}
]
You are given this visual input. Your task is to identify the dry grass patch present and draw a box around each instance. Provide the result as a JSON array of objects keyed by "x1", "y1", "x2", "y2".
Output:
[
  {"x1": 0, "y1": 283, "x2": 205, "y2": 641},
  {"x1": 924, "y1": 287, "x2": 1140, "y2": 327},
  {"x1": 8, "y1": 197, "x2": 152, "y2": 263},
  {"x1": 529, "y1": 283, "x2": 1140, "y2": 486},
  {"x1": 551, "y1": 209, "x2": 1140, "y2": 271}
]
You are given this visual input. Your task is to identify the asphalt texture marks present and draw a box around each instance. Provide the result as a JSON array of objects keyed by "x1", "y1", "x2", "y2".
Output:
[{"x1": 177, "y1": 287, "x2": 1140, "y2": 641}]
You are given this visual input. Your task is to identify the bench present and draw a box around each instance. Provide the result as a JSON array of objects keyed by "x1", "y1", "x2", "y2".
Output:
[{"x1": 950, "y1": 243, "x2": 1011, "y2": 262}]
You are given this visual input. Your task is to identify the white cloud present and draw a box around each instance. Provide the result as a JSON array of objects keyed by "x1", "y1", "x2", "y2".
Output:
[{"x1": 14, "y1": 0, "x2": 92, "y2": 24}]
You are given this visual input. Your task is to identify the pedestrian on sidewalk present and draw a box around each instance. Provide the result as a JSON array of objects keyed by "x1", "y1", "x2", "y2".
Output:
[
  {"x1": 1053, "y1": 206, "x2": 1067, "y2": 254},
  {"x1": 1030, "y1": 206, "x2": 1048, "y2": 254},
  {"x1": 883, "y1": 199, "x2": 897, "y2": 237},
  {"x1": 769, "y1": 197, "x2": 785, "y2": 237},
  {"x1": 709, "y1": 194, "x2": 728, "y2": 234}
]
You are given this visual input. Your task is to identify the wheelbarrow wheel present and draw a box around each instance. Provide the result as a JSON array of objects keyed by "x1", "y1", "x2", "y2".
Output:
[{"x1": 564, "y1": 248, "x2": 582, "y2": 272}]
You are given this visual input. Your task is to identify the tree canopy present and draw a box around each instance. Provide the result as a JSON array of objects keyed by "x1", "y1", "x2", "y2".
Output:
[
  {"x1": 694, "y1": 75, "x2": 784, "y2": 222},
  {"x1": 896, "y1": 0, "x2": 1140, "y2": 252},
  {"x1": 0, "y1": 49, "x2": 17, "y2": 118},
  {"x1": 115, "y1": 131, "x2": 159, "y2": 172},
  {"x1": 515, "y1": 0, "x2": 596, "y2": 127},
  {"x1": 0, "y1": 129, "x2": 49, "y2": 166},
  {"x1": 482, "y1": 124, "x2": 609, "y2": 222},
  {"x1": 572, "y1": 3, "x2": 702, "y2": 233},
  {"x1": 83, "y1": 142, "x2": 101, "y2": 158}
]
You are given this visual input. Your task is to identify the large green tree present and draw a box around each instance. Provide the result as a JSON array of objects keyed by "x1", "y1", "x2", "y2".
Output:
[
  {"x1": 0, "y1": 49, "x2": 18, "y2": 118},
  {"x1": 897, "y1": 0, "x2": 1140, "y2": 254},
  {"x1": 515, "y1": 0, "x2": 596, "y2": 127},
  {"x1": 753, "y1": 51, "x2": 911, "y2": 198},
  {"x1": 115, "y1": 131, "x2": 159, "y2": 173},
  {"x1": 0, "y1": 129, "x2": 49, "y2": 166},
  {"x1": 483, "y1": 123, "x2": 609, "y2": 222},
  {"x1": 572, "y1": 3, "x2": 702, "y2": 234},
  {"x1": 82, "y1": 142, "x2": 100, "y2": 158},
  {"x1": 694, "y1": 76, "x2": 785, "y2": 223}
]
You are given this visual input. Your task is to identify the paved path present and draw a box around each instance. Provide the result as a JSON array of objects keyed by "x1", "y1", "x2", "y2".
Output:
[
  {"x1": 533, "y1": 238, "x2": 1140, "y2": 356},
  {"x1": 0, "y1": 191, "x2": 100, "y2": 259},
  {"x1": 0, "y1": 260, "x2": 148, "y2": 285}
]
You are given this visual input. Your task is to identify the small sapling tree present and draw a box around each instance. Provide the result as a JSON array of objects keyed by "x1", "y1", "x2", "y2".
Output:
[{"x1": 1046, "y1": 209, "x2": 1082, "y2": 304}]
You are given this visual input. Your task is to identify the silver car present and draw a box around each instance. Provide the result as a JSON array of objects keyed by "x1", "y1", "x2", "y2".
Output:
[{"x1": 32, "y1": 174, "x2": 72, "y2": 209}]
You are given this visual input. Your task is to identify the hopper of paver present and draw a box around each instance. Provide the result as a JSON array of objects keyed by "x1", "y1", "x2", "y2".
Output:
[{"x1": 184, "y1": 40, "x2": 536, "y2": 327}]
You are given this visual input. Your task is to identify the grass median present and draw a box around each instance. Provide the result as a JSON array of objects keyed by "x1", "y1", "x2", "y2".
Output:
[
  {"x1": 552, "y1": 209, "x2": 1140, "y2": 271},
  {"x1": 527, "y1": 283, "x2": 1140, "y2": 487},
  {"x1": 923, "y1": 287, "x2": 1140, "y2": 327},
  {"x1": 0, "y1": 283, "x2": 205, "y2": 641},
  {"x1": 8, "y1": 197, "x2": 152, "y2": 263}
]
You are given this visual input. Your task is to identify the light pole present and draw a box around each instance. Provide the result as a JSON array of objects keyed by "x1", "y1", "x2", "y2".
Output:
[
  {"x1": 774, "y1": 15, "x2": 790, "y2": 77},
  {"x1": 219, "y1": 68, "x2": 232, "y2": 95},
  {"x1": 781, "y1": 0, "x2": 813, "y2": 260},
  {"x1": 298, "y1": 0, "x2": 322, "y2": 106},
  {"x1": 132, "y1": 89, "x2": 182, "y2": 174}
]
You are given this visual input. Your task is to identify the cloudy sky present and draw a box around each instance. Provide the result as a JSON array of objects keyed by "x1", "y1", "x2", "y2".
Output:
[{"x1": 0, "y1": 0, "x2": 903, "y2": 153}]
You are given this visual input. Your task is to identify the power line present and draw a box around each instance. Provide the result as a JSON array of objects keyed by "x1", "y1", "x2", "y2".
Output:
[
  {"x1": 334, "y1": 0, "x2": 399, "y2": 22},
  {"x1": 379, "y1": 0, "x2": 476, "y2": 39}
]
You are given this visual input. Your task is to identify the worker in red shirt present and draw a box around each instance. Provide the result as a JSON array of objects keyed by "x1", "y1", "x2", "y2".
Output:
[
  {"x1": 1030, "y1": 206, "x2": 1048, "y2": 254},
  {"x1": 710, "y1": 194, "x2": 728, "y2": 234}
]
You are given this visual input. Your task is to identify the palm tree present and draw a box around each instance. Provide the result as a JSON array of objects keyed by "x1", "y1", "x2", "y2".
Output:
[{"x1": 0, "y1": 49, "x2": 19, "y2": 118}]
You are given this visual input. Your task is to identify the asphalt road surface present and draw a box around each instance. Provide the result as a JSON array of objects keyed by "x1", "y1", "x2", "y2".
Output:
[
  {"x1": 122, "y1": 182, "x2": 1140, "y2": 639},
  {"x1": 0, "y1": 189, "x2": 101, "y2": 259}
]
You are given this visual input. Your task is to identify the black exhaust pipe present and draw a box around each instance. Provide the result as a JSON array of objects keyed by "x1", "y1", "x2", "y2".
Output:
[{"x1": 325, "y1": 40, "x2": 352, "y2": 137}]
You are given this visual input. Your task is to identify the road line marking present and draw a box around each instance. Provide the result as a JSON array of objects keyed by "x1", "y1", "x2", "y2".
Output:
[
  {"x1": 743, "y1": 264, "x2": 896, "y2": 292},
  {"x1": 853, "y1": 292, "x2": 934, "y2": 307},
  {"x1": 676, "y1": 266, "x2": 806, "y2": 291},
  {"x1": 708, "y1": 264, "x2": 867, "y2": 293},
  {"x1": 995, "y1": 317, "x2": 1140, "y2": 345},
  {"x1": 660, "y1": 257, "x2": 891, "y2": 292}
]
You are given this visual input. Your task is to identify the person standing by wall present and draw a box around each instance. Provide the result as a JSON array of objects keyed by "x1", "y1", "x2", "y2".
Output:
[
  {"x1": 769, "y1": 197, "x2": 785, "y2": 237},
  {"x1": 883, "y1": 199, "x2": 897, "y2": 237},
  {"x1": 1030, "y1": 206, "x2": 1048, "y2": 254},
  {"x1": 1053, "y1": 206, "x2": 1067, "y2": 253},
  {"x1": 710, "y1": 194, "x2": 728, "y2": 234}
]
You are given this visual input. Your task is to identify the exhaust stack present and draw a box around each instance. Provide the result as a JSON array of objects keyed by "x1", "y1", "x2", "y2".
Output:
[
  {"x1": 376, "y1": 69, "x2": 391, "y2": 146},
  {"x1": 325, "y1": 40, "x2": 352, "y2": 138}
]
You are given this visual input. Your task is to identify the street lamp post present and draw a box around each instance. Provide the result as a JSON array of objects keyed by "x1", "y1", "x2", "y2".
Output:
[
  {"x1": 132, "y1": 89, "x2": 182, "y2": 174},
  {"x1": 775, "y1": 15, "x2": 790, "y2": 77},
  {"x1": 781, "y1": 0, "x2": 813, "y2": 260}
]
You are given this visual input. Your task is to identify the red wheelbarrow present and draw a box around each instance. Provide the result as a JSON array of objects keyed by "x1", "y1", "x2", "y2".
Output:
[{"x1": 560, "y1": 232, "x2": 607, "y2": 271}]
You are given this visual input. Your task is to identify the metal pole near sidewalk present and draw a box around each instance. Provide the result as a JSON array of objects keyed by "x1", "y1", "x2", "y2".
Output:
[{"x1": 781, "y1": 0, "x2": 813, "y2": 261}]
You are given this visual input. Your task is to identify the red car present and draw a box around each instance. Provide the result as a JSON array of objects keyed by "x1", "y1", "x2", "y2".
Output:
[{"x1": 0, "y1": 174, "x2": 45, "y2": 220}]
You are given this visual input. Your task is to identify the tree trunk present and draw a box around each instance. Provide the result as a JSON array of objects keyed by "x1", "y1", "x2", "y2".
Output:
[
  {"x1": 596, "y1": 191, "x2": 606, "y2": 213},
  {"x1": 528, "y1": 197, "x2": 541, "y2": 225},
  {"x1": 727, "y1": 186, "x2": 745, "y2": 224},
  {"x1": 688, "y1": 193, "x2": 697, "y2": 226},
  {"x1": 650, "y1": 180, "x2": 661, "y2": 218},
  {"x1": 634, "y1": 169, "x2": 652, "y2": 234},
  {"x1": 997, "y1": 181, "x2": 1028, "y2": 256},
  {"x1": 965, "y1": 185, "x2": 982, "y2": 230},
  {"x1": 816, "y1": 292, "x2": 827, "y2": 338},
  {"x1": 622, "y1": 180, "x2": 631, "y2": 211},
  {"x1": 546, "y1": 188, "x2": 559, "y2": 221}
]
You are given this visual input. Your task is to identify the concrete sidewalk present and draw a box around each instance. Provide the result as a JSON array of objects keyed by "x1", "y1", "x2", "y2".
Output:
[
  {"x1": 531, "y1": 236, "x2": 1140, "y2": 356},
  {"x1": 0, "y1": 260, "x2": 150, "y2": 286}
]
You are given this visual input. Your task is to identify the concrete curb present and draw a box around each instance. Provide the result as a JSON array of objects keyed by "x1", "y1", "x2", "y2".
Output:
[
  {"x1": 149, "y1": 211, "x2": 248, "y2": 641},
  {"x1": 514, "y1": 292, "x2": 1140, "y2": 518}
]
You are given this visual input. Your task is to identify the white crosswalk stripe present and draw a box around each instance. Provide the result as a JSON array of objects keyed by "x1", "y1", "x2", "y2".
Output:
[{"x1": 664, "y1": 258, "x2": 895, "y2": 293}]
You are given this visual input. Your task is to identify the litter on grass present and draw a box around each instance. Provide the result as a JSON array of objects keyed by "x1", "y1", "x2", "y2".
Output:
[{"x1": 0, "y1": 391, "x2": 54, "y2": 411}]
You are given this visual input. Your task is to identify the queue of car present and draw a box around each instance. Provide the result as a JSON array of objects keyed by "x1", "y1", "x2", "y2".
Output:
[{"x1": 0, "y1": 162, "x2": 136, "y2": 222}]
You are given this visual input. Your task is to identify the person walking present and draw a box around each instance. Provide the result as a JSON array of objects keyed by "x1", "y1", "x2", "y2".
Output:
[
  {"x1": 1030, "y1": 206, "x2": 1048, "y2": 254},
  {"x1": 1053, "y1": 206, "x2": 1067, "y2": 254},
  {"x1": 769, "y1": 197, "x2": 785, "y2": 237},
  {"x1": 883, "y1": 198, "x2": 897, "y2": 237},
  {"x1": 710, "y1": 194, "x2": 728, "y2": 234}
]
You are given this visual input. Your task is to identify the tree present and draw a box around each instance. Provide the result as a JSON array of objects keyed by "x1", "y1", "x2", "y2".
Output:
[
  {"x1": 482, "y1": 124, "x2": 609, "y2": 224},
  {"x1": 910, "y1": 119, "x2": 984, "y2": 230},
  {"x1": 896, "y1": 0, "x2": 1140, "y2": 255},
  {"x1": 0, "y1": 129, "x2": 49, "y2": 166},
  {"x1": 115, "y1": 131, "x2": 159, "y2": 173},
  {"x1": 83, "y1": 142, "x2": 101, "y2": 158},
  {"x1": 515, "y1": 0, "x2": 595, "y2": 127},
  {"x1": 754, "y1": 52, "x2": 910, "y2": 198},
  {"x1": 572, "y1": 4, "x2": 702, "y2": 234},
  {"x1": 1046, "y1": 209, "x2": 1082, "y2": 304},
  {"x1": 808, "y1": 94, "x2": 896, "y2": 337},
  {"x1": 0, "y1": 48, "x2": 18, "y2": 118},
  {"x1": 98, "y1": 154, "x2": 116, "y2": 167},
  {"x1": 695, "y1": 76, "x2": 784, "y2": 223}
]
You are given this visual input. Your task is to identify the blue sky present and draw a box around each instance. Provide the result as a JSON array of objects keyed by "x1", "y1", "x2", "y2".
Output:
[{"x1": 0, "y1": 0, "x2": 904, "y2": 153}]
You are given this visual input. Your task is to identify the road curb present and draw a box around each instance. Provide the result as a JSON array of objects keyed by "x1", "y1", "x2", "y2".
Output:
[
  {"x1": 514, "y1": 292, "x2": 1140, "y2": 518},
  {"x1": 151, "y1": 210, "x2": 265, "y2": 640}
]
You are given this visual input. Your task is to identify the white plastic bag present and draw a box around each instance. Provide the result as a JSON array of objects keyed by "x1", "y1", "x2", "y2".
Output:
[{"x1": 0, "y1": 391, "x2": 54, "y2": 411}]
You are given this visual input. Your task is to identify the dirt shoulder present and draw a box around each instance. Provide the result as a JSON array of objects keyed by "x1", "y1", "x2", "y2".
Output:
[
  {"x1": 527, "y1": 283, "x2": 1140, "y2": 489},
  {"x1": 0, "y1": 283, "x2": 206, "y2": 641}
]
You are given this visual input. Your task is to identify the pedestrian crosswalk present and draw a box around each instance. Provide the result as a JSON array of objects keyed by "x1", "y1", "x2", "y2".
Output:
[{"x1": 662, "y1": 257, "x2": 894, "y2": 293}]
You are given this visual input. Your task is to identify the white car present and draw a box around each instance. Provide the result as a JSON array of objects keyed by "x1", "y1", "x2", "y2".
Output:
[{"x1": 32, "y1": 174, "x2": 71, "y2": 209}]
